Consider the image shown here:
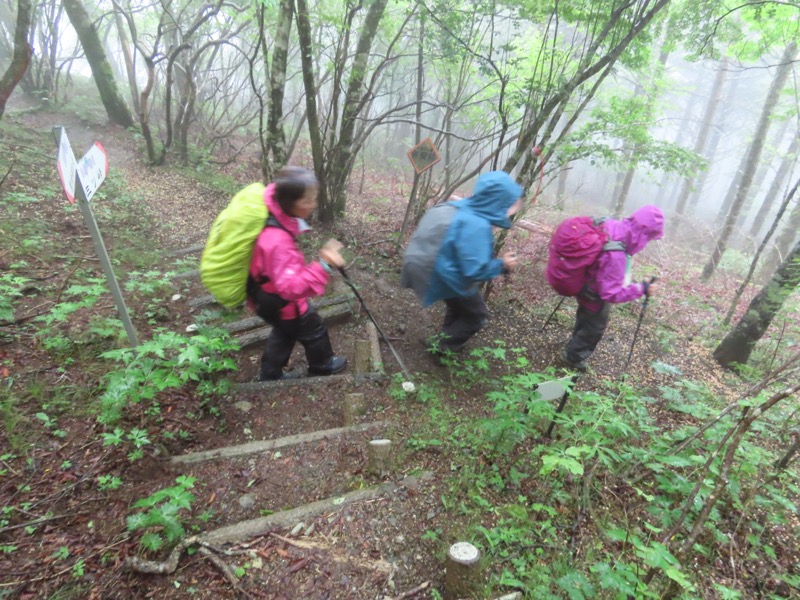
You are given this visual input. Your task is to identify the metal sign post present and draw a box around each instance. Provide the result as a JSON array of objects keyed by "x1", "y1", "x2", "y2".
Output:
[{"x1": 53, "y1": 126, "x2": 139, "y2": 347}]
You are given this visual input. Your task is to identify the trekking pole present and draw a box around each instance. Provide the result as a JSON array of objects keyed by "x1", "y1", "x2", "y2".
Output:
[
  {"x1": 625, "y1": 277, "x2": 658, "y2": 368},
  {"x1": 541, "y1": 296, "x2": 566, "y2": 332},
  {"x1": 338, "y1": 267, "x2": 414, "y2": 382}
]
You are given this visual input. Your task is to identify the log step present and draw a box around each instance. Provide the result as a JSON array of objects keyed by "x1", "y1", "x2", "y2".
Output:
[
  {"x1": 199, "y1": 472, "x2": 433, "y2": 545},
  {"x1": 173, "y1": 269, "x2": 199, "y2": 281},
  {"x1": 167, "y1": 242, "x2": 205, "y2": 257},
  {"x1": 235, "y1": 372, "x2": 384, "y2": 391},
  {"x1": 171, "y1": 421, "x2": 386, "y2": 465},
  {"x1": 234, "y1": 301, "x2": 352, "y2": 348}
]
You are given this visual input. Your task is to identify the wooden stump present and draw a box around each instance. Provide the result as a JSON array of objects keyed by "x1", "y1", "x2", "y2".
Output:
[
  {"x1": 444, "y1": 542, "x2": 482, "y2": 599},
  {"x1": 367, "y1": 439, "x2": 392, "y2": 477},
  {"x1": 353, "y1": 339, "x2": 371, "y2": 374},
  {"x1": 366, "y1": 321, "x2": 383, "y2": 372},
  {"x1": 343, "y1": 393, "x2": 365, "y2": 426}
]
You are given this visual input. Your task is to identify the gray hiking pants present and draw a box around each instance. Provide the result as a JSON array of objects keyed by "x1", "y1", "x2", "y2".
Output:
[
  {"x1": 565, "y1": 301, "x2": 611, "y2": 363},
  {"x1": 440, "y1": 292, "x2": 489, "y2": 351}
]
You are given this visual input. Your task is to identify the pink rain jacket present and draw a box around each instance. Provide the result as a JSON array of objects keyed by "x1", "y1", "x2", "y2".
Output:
[
  {"x1": 248, "y1": 184, "x2": 330, "y2": 320},
  {"x1": 581, "y1": 205, "x2": 664, "y2": 311}
]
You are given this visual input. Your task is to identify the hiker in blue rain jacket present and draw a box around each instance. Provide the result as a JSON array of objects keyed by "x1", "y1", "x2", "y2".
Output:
[{"x1": 402, "y1": 171, "x2": 522, "y2": 355}]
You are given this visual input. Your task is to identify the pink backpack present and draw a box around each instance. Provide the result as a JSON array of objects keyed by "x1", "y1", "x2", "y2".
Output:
[{"x1": 545, "y1": 216, "x2": 626, "y2": 296}]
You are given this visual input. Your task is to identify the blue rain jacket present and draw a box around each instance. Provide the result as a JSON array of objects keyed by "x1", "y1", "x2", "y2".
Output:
[{"x1": 423, "y1": 171, "x2": 522, "y2": 306}]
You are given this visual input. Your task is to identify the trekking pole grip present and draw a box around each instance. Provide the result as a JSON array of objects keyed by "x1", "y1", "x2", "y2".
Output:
[{"x1": 641, "y1": 276, "x2": 658, "y2": 298}]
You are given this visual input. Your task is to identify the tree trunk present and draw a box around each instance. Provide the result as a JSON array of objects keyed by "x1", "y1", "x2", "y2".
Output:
[
  {"x1": 714, "y1": 154, "x2": 747, "y2": 224},
  {"x1": 295, "y1": 0, "x2": 328, "y2": 213},
  {"x1": 610, "y1": 146, "x2": 634, "y2": 217},
  {"x1": 0, "y1": 0, "x2": 33, "y2": 119},
  {"x1": 556, "y1": 164, "x2": 569, "y2": 209},
  {"x1": 266, "y1": 0, "x2": 294, "y2": 173},
  {"x1": 138, "y1": 55, "x2": 158, "y2": 163},
  {"x1": 113, "y1": 9, "x2": 140, "y2": 116},
  {"x1": 324, "y1": 0, "x2": 390, "y2": 222},
  {"x1": 687, "y1": 74, "x2": 741, "y2": 213},
  {"x1": 723, "y1": 178, "x2": 800, "y2": 324},
  {"x1": 701, "y1": 42, "x2": 797, "y2": 281},
  {"x1": 658, "y1": 75, "x2": 706, "y2": 208},
  {"x1": 673, "y1": 60, "x2": 728, "y2": 222},
  {"x1": 62, "y1": 0, "x2": 134, "y2": 128},
  {"x1": 400, "y1": 12, "x2": 426, "y2": 239},
  {"x1": 749, "y1": 132, "x2": 799, "y2": 239},
  {"x1": 713, "y1": 236, "x2": 800, "y2": 368},
  {"x1": 760, "y1": 199, "x2": 800, "y2": 279},
  {"x1": 735, "y1": 118, "x2": 790, "y2": 233},
  {"x1": 613, "y1": 47, "x2": 670, "y2": 217}
]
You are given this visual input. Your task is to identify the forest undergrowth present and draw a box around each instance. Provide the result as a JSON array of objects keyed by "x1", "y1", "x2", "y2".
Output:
[{"x1": 1, "y1": 103, "x2": 800, "y2": 599}]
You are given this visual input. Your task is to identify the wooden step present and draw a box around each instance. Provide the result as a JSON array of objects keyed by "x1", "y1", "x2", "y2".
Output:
[
  {"x1": 234, "y1": 302, "x2": 353, "y2": 348},
  {"x1": 199, "y1": 473, "x2": 432, "y2": 545},
  {"x1": 171, "y1": 421, "x2": 386, "y2": 465},
  {"x1": 235, "y1": 371, "x2": 384, "y2": 391},
  {"x1": 167, "y1": 242, "x2": 205, "y2": 257}
]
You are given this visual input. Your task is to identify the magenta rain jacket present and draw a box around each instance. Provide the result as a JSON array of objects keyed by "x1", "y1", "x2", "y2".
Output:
[
  {"x1": 248, "y1": 183, "x2": 330, "y2": 320},
  {"x1": 581, "y1": 205, "x2": 665, "y2": 311}
]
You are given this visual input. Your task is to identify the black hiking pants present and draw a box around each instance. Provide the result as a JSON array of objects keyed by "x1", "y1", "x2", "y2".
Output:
[
  {"x1": 439, "y1": 292, "x2": 490, "y2": 352},
  {"x1": 565, "y1": 301, "x2": 611, "y2": 363},
  {"x1": 256, "y1": 305, "x2": 334, "y2": 381}
]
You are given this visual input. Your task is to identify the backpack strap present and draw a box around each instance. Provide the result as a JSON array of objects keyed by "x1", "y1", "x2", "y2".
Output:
[
  {"x1": 592, "y1": 216, "x2": 626, "y2": 253},
  {"x1": 266, "y1": 214, "x2": 290, "y2": 234},
  {"x1": 250, "y1": 216, "x2": 292, "y2": 290},
  {"x1": 602, "y1": 240, "x2": 627, "y2": 252}
]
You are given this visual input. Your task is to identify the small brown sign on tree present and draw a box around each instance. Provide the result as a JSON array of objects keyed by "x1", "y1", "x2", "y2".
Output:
[{"x1": 407, "y1": 138, "x2": 441, "y2": 174}]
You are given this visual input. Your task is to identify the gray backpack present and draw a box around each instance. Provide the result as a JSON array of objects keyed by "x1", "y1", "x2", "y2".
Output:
[{"x1": 401, "y1": 202, "x2": 457, "y2": 303}]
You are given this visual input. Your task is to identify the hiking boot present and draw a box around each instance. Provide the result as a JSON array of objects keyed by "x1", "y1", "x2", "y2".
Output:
[
  {"x1": 258, "y1": 369, "x2": 305, "y2": 382},
  {"x1": 555, "y1": 349, "x2": 588, "y2": 373},
  {"x1": 279, "y1": 369, "x2": 305, "y2": 380},
  {"x1": 308, "y1": 356, "x2": 348, "y2": 376}
]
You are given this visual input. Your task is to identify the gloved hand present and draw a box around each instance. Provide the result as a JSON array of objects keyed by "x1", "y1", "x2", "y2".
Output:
[{"x1": 501, "y1": 251, "x2": 518, "y2": 273}]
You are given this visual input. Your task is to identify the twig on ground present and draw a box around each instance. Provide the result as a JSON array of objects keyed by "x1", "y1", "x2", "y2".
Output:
[
  {"x1": 0, "y1": 511, "x2": 87, "y2": 535},
  {"x1": 389, "y1": 580, "x2": 431, "y2": 599},
  {"x1": 197, "y1": 546, "x2": 254, "y2": 599},
  {"x1": 360, "y1": 238, "x2": 396, "y2": 248},
  {"x1": 0, "y1": 162, "x2": 14, "y2": 187},
  {"x1": 54, "y1": 256, "x2": 86, "y2": 305},
  {"x1": 269, "y1": 531, "x2": 323, "y2": 550}
]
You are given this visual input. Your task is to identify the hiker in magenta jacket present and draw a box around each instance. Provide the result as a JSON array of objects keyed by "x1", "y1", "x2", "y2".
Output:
[
  {"x1": 248, "y1": 166, "x2": 347, "y2": 381},
  {"x1": 556, "y1": 205, "x2": 664, "y2": 372}
]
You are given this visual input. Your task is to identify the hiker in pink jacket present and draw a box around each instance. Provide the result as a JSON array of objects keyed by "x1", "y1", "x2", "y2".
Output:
[
  {"x1": 248, "y1": 166, "x2": 347, "y2": 381},
  {"x1": 555, "y1": 205, "x2": 664, "y2": 372}
]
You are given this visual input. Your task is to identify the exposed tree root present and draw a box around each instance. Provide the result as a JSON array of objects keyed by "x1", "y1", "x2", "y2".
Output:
[{"x1": 124, "y1": 536, "x2": 254, "y2": 599}]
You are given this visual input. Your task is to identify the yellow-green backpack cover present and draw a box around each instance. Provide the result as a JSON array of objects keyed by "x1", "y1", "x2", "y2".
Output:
[{"x1": 200, "y1": 183, "x2": 267, "y2": 307}]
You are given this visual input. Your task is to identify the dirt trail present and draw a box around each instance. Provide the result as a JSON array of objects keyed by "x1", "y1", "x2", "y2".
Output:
[{"x1": 1, "y1": 105, "x2": 752, "y2": 599}]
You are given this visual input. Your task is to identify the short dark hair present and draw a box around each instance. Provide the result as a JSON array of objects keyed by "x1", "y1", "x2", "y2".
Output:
[{"x1": 274, "y1": 166, "x2": 318, "y2": 214}]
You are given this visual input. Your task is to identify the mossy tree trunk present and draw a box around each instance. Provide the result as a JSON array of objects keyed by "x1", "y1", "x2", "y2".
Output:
[
  {"x1": 295, "y1": 0, "x2": 328, "y2": 212},
  {"x1": 714, "y1": 237, "x2": 800, "y2": 368},
  {"x1": 62, "y1": 0, "x2": 134, "y2": 128},
  {"x1": 323, "y1": 0, "x2": 389, "y2": 223},
  {"x1": 264, "y1": 0, "x2": 294, "y2": 178}
]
